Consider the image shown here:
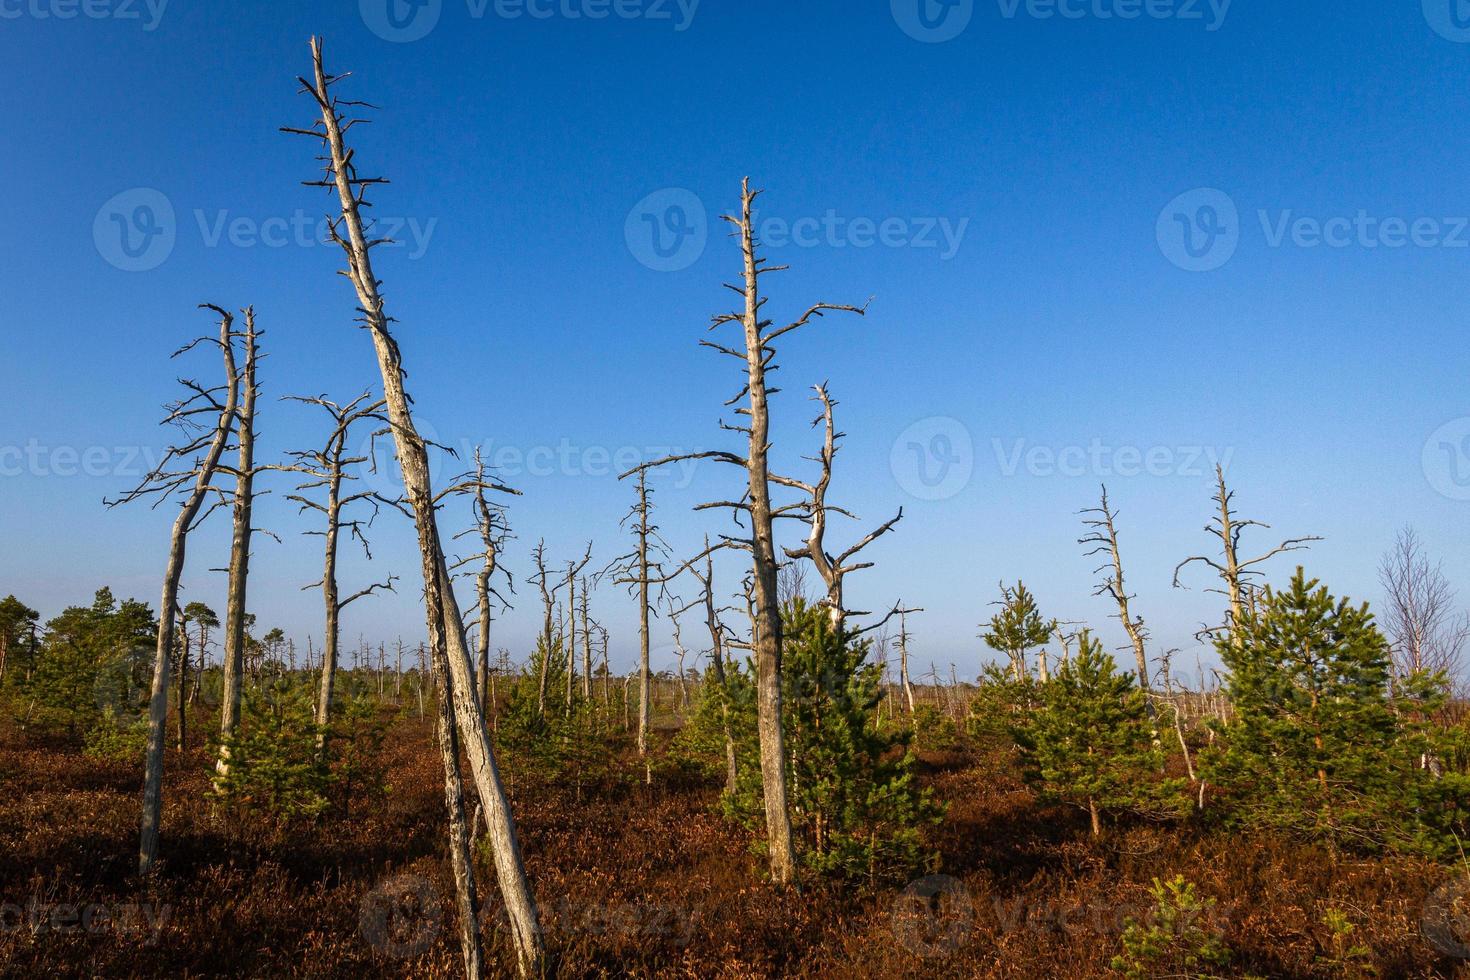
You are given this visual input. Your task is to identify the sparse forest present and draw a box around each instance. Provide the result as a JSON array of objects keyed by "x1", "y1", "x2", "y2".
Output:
[{"x1": 9, "y1": 24, "x2": 1470, "y2": 980}]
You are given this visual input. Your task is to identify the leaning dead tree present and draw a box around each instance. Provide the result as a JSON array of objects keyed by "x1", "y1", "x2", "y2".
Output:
[
  {"x1": 285, "y1": 39, "x2": 542, "y2": 977},
  {"x1": 780, "y1": 385, "x2": 902, "y2": 630},
  {"x1": 108, "y1": 305, "x2": 240, "y2": 876},
  {"x1": 215, "y1": 307, "x2": 263, "y2": 777},
  {"x1": 449, "y1": 449, "x2": 516, "y2": 713},
  {"x1": 1080, "y1": 486, "x2": 1152, "y2": 694},
  {"x1": 1173, "y1": 465, "x2": 1322, "y2": 638},
  {"x1": 623, "y1": 178, "x2": 868, "y2": 886},
  {"x1": 280, "y1": 392, "x2": 397, "y2": 736}
]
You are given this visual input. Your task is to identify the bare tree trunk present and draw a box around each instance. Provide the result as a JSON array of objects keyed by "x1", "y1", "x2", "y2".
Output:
[
  {"x1": 175, "y1": 625, "x2": 189, "y2": 752},
  {"x1": 293, "y1": 40, "x2": 543, "y2": 976},
  {"x1": 125, "y1": 307, "x2": 239, "y2": 877},
  {"x1": 636, "y1": 475, "x2": 653, "y2": 756},
  {"x1": 898, "y1": 606, "x2": 918, "y2": 716},
  {"x1": 1174, "y1": 465, "x2": 1320, "y2": 640},
  {"x1": 217, "y1": 308, "x2": 259, "y2": 777},
  {"x1": 433, "y1": 644, "x2": 484, "y2": 979},
  {"x1": 732, "y1": 186, "x2": 799, "y2": 886},
  {"x1": 573, "y1": 579, "x2": 588, "y2": 702}
]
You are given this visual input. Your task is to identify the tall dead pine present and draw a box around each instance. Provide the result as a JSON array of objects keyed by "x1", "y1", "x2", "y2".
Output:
[
  {"x1": 109, "y1": 305, "x2": 241, "y2": 876},
  {"x1": 1173, "y1": 465, "x2": 1322, "y2": 639},
  {"x1": 216, "y1": 308, "x2": 262, "y2": 776},
  {"x1": 285, "y1": 39, "x2": 542, "y2": 978},
  {"x1": 1080, "y1": 486, "x2": 1152, "y2": 694},
  {"x1": 625, "y1": 179, "x2": 868, "y2": 885}
]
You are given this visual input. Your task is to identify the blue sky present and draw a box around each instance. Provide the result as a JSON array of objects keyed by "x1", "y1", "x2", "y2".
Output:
[{"x1": 4, "y1": 0, "x2": 1470, "y2": 682}]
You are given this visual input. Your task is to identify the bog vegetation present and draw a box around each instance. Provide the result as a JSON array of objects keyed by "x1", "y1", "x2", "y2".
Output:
[{"x1": 6, "y1": 39, "x2": 1470, "y2": 980}]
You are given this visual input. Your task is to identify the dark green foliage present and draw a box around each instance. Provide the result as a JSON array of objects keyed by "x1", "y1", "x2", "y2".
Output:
[
  {"x1": 1014, "y1": 631, "x2": 1182, "y2": 834},
  {"x1": 495, "y1": 637, "x2": 621, "y2": 787},
  {"x1": 967, "y1": 662, "x2": 1041, "y2": 748},
  {"x1": 212, "y1": 680, "x2": 330, "y2": 821},
  {"x1": 1204, "y1": 568, "x2": 1442, "y2": 851},
  {"x1": 21, "y1": 588, "x2": 154, "y2": 734},
  {"x1": 320, "y1": 691, "x2": 389, "y2": 817},
  {"x1": 724, "y1": 600, "x2": 942, "y2": 881},
  {"x1": 0, "y1": 595, "x2": 41, "y2": 685},
  {"x1": 909, "y1": 703, "x2": 959, "y2": 752},
  {"x1": 666, "y1": 662, "x2": 755, "y2": 784},
  {"x1": 1111, "y1": 875, "x2": 1232, "y2": 979},
  {"x1": 981, "y1": 581, "x2": 1054, "y2": 680}
]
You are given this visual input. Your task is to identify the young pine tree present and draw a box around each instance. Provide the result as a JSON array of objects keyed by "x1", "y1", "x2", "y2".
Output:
[
  {"x1": 1016, "y1": 631, "x2": 1177, "y2": 836},
  {"x1": 982, "y1": 581, "x2": 1055, "y2": 681},
  {"x1": 726, "y1": 600, "x2": 942, "y2": 881},
  {"x1": 1206, "y1": 568, "x2": 1405, "y2": 849}
]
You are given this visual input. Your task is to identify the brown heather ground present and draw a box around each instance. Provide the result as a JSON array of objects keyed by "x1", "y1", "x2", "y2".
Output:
[{"x1": 2, "y1": 712, "x2": 1468, "y2": 979}]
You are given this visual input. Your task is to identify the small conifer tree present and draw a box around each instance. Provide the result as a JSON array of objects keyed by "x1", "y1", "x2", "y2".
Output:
[
  {"x1": 1015, "y1": 631, "x2": 1177, "y2": 835},
  {"x1": 981, "y1": 582, "x2": 1054, "y2": 681},
  {"x1": 1206, "y1": 568, "x2": 1406, "y2": 848},
  {"x1": 722, "y1": 600, "x2": 942, "y2": 880}
]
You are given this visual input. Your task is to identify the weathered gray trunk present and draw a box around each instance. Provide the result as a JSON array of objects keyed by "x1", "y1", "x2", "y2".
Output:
[
  {"x1": 217, "y1": 310, "x2": 258, "y2": 776},
  {"x1": 139, "y1": 311, "x2": 238, "y2": 877},
  {"x1": 735, "y1": 183, "x2": 797, "y2": 885},
  {"x1": 433, "y1": 641, "x2": 484, "y2": 979},
  {"x1": 303, "y1": 39, "x2": 543, "y2": 975},
  {"x1": 314, "y1": 469, "x2": 342, "y2": 738}
]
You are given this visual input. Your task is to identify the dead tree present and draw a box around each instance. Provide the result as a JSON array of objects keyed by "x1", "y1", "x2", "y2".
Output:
[
  {"x1": 528, "y1": 540, "x2": 576, "y2": 718},
  {"x1": 109, "y1": 305, "x2": 240, "y2": 876},
  {"x1": 779, "y1": 385, "x2": 902, "y2": 629},
  {"x1": 450, "y1": 448, "x2": 515, "y2": 712},
  {"x1": 895, "y1": 604, "x2": 923, "y2": 715},
  {"x1": 1173, "y1": 465, "x2": 1322, "y2": 638},
  {"x1": 286, "y1": 40, "x2": 541, "y2": 977},
  {"x1": 578, "y1": 576, "x2": 593, "y2": 701},
  {"x1": 280, "y1": 392, "x2": 397, "y2": 737},
  {"x1": 690, "y1": 541, "x2": 738, "y2": 793},
  {"x1": 1080, "y1": 486, "x2": 1153, "y2": 694},
  {"x1": 623, "y1": 179, "x2": 868, "y2": 884},
  {"x1": 216, "y1": 307, "x2": 263, "y2": 777},
  {"x1": 1379, "y1": 526, "x2": 1469, "y2": 681},
  {"x1": 562, "y1": 549, "x2": 592, "y2": 715},
  {"x1": 606, "y1": 472, "x2": 672, "y2": 757}
]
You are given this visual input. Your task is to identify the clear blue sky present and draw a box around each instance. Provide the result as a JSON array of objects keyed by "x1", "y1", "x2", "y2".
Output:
[{"x1": 4, "y1": 0, "x2": 1470, "y2": 682}]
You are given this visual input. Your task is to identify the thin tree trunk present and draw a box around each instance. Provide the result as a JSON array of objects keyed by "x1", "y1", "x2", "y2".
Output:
[
  {"x1": 298, "y1": 41, "x2": 543, "y2": 975},
  {"x1": 733, "y1": 183, "x2": 798, "y2": 886},
  {"x1": 136, "y1": 308, "x2": 238, "y2": 877},
  {"x1": 217, "y1": 309, "x2": 259, "y2": 777},
  {"x1": 433, "y1": 643, "x2": 484, "y2": 979}
]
